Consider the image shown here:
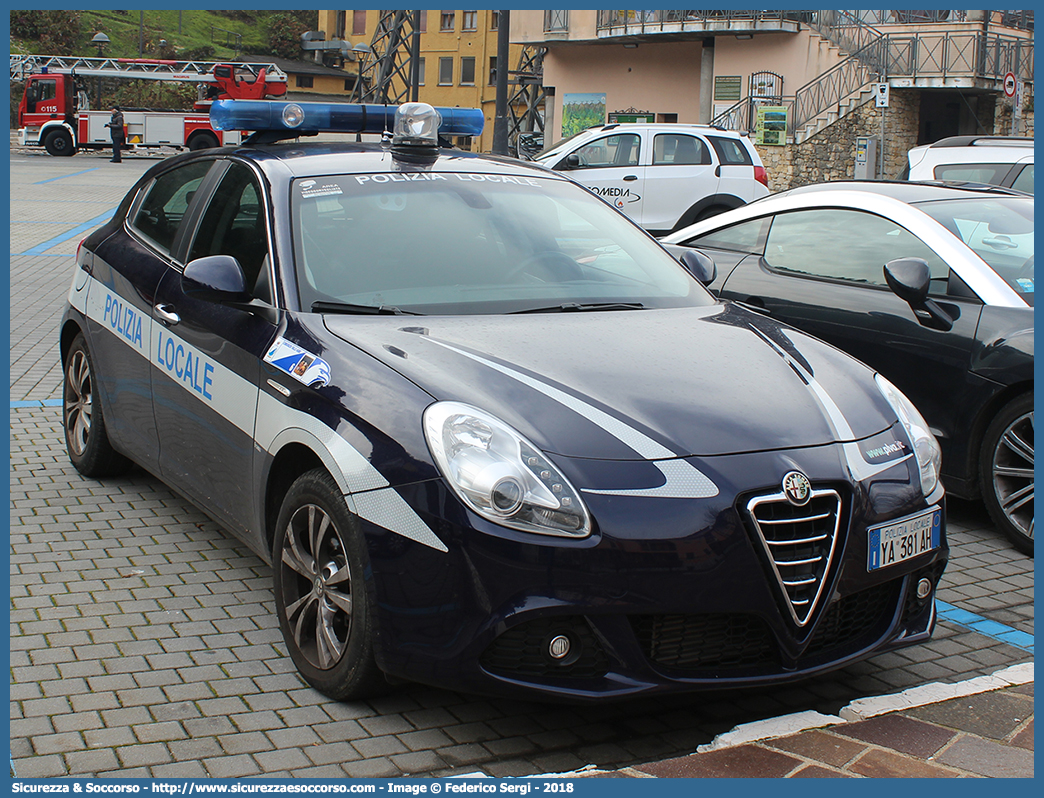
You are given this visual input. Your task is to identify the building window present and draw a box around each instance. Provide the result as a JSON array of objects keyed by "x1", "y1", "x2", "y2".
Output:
[
  {"x1": 460, "y1": 57, "x2": 476, "y2": 85},
  {"x1": 462, "y1": 11, "x2": 477, "y2": 31},
  {"x1": 295, "y1": 75, "x2": 314, "y2": 88},
  {"x1": 491, "y1": 10, "x2": 500, "y2": 30},
  {"x1": 353, "y1": 10, "x2": 366, "y2": 36},
  {"x1": 344, "y1": 78, "x2": 353, "y2": 92},
  {"x1": 417, "y1": 57, "x2": 425, "y2": 86},
  {"x1": 545, "y1": 10, "x2": 569, "y2": 32},
  {"x1": 488, "y1": 56, "x2": 497, "y2": 86},
  {"x1": 456, "y1": 136, "x2": 473, "y2": 151},
  {"x1": 438, "y1": 57, "x2": 453, "y2": 85},
  {"x1": 335, "y1": 11, "x2": 346, "y2": 39},
  {"x1": 441, "y1": 11, "x2": 455, "y2": 31},
  {"x1": 418, "y1": 11, "x2": 427, "y2": 33}
]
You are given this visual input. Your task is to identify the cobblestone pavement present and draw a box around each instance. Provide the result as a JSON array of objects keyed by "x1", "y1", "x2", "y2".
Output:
[{"x1": 9, "y1": 151, "x2": 1034, "y2": 779}]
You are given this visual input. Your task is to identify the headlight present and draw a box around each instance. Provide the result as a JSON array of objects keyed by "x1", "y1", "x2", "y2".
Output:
[
  {"x1": 875, "y1": 374, "x2": 941, "y2": 497},
  {"x1": 423, "y1": 402, "x2": 592, "y2": 538}
]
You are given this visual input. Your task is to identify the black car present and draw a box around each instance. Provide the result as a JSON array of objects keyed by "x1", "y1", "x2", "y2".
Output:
[
  {"x1": 60, "y1": 101, "x2": 948, "y2": 701},
  {"x1": 663, "y1": 181, "x2": 1033, "y2": 555}
]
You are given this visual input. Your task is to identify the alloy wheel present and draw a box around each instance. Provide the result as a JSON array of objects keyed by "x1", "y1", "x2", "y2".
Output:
[
  {"x1": 279, "y1": 504, "x2": 354, "y2": 670},
  {"x1": 64, "y1": 349, "x2": 93, "y2": 457},
  {"x1": 991, "y1": 410, "x2": 1034, "y2": 543}
]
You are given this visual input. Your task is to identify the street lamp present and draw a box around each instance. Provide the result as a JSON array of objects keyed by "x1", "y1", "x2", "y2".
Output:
[
  {"x1": 91, "y1": 31, "x2": 110, "y2": 58},
  {"x1": 352, "y1": 43, "x2": 371, "y2": 101},
  {"x1": 91, "y1": 32, "x2": 110, "y2": 110}
]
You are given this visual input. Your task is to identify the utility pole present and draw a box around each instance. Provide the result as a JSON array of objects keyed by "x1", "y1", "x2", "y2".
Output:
[{"x1": 492, "y1": 10, "x2": 510, "y2": 155}]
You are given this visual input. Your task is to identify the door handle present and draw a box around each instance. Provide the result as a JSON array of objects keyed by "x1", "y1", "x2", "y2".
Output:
[
  {"x1": 623, "y1": 175, "x2": 638, "y2": 181},
  {"x1": 154, "y1": 304, "x2": 180, "y2": 326}
]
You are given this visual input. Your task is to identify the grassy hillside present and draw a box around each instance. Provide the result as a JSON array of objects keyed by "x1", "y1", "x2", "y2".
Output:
[{"x1": 10, "y1": 9, "x2": 316, "y2": 60}]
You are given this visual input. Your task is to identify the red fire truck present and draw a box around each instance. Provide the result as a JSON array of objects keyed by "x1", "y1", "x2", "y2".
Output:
[{"x1": 13, "y1": 55, "x2": 289, "y2": 156}]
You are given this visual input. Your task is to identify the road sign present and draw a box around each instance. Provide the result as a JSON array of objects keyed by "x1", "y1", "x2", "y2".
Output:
[
  {"x1": 875, "y1": 82, "x2": 890, "y2": 108},
  {"x1": 1003, "y1": 72, "x2": 1017, "y2": 97}
]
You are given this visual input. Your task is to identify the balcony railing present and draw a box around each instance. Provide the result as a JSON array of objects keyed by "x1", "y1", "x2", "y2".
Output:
[
  {"x1": 596, "y1": 10, "x2": 1034, "y2": 34},
  {"x1": 596, "y1": 9, "x2": 810, "y2": 33}
]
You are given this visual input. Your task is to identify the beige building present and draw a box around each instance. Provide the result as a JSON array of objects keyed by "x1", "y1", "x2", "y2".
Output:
[
  {"x1": 318, "y1": 10, "x2": 524, "y2": 152},
  {"x1": 511, "y1": 10, "x2": 1033, "y2": 185}
]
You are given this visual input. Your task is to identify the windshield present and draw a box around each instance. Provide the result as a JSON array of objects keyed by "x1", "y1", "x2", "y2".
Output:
[
  {"x1": 916, "y1": 197, "x2": 1034, "y2": 305},
  {"x1": 291, "y1": 172, "x2": 712, "y2": 315}
]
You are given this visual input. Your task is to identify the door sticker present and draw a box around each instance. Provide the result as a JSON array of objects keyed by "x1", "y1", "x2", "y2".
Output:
[{"x1": 264, "y1": 337, "x2": 331, "y2": 388}]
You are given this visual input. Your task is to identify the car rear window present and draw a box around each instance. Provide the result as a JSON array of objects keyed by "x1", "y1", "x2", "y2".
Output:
[
  {"x1": 933, "y1": 163, "x2": 1013, "y2": 185},
  {"x1": 707, "y1": 136, "x2": 753, "y2": 166}
]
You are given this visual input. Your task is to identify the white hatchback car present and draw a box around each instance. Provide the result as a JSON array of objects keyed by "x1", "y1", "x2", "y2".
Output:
[
  {"x1": 905, "y1": 135, "x2": 1033, "y2": 194},
  {"x1": 534, "y1": 123, "x2": 769, "y2": 234}
]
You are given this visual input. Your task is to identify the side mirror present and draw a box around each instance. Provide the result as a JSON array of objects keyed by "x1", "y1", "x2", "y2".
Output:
[
  {"x1": 680, "y1": 248, "x2": 717, "y2": 286},
  {"x1": 182, "y1": 255, "x2": 250, "y2": 303},
  {"x1": 562, "y1": 153, "x2": 581, "y2": 170},
  {"x1": 884, "y1": 257, "x2": 953, "y2": 332}
]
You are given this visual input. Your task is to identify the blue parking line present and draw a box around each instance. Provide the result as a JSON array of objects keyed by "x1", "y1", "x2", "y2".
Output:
[
  {"x1": 33, "y1": 167, "x2": 99, "y2": 185},
  {"x1": 936, "y1": 600, "x2": 1034, "y2": 653},
  {"x1": 10, "y1": 400, "x2": 63, "y2": 408},
  {"x1": 21, "y1": 208, "x2": 117, "y2": 256}
]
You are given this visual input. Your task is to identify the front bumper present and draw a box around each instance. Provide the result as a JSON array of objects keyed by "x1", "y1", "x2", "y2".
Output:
[{"x1": 358, "y1": 442, "x2": 948, "y2": 700}]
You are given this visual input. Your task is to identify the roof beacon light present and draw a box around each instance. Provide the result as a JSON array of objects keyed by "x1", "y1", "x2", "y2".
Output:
[
  {"x1": 394, "y1": 102, "x2": 440, "y2": 146},
  {"x1": 210, "y1": 99, "x2": 484, "y2": 144}
]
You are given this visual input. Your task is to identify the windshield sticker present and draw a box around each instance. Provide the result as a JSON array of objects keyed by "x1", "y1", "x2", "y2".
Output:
[
  {"x1": 264, "y1": 338, "x2": 331, "y2": 388},
  {"x1": 1016, "y1": 278, "x2": 1033, "y2": 293},
  {"x1": 299, "y1": 179, "x2": 343, "y2": 198},
  {"x1": 353, "y1": 173, "x2": 542, "y2": 187}
]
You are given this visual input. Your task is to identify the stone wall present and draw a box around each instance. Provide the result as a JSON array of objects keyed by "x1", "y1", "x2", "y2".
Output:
[{"x1": 755, "y1": 88, "x2": 1030, "y2": 192}]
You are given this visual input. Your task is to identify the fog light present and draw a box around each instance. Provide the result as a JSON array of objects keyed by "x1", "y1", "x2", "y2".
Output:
[
  {"x1": 916, "y1": 577, "x2": 932, "y2": 600},
  {"x1": 548, "y1": 634, "x2": 571, "y2": 660}
]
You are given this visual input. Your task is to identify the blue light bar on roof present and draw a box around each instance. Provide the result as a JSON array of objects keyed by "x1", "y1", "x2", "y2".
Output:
[{"x1": 209, "y1": 99, "x2": 484, "y2": 138}]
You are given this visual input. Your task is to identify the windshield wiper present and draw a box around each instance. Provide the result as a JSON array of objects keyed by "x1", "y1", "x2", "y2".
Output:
[
  {"x1": 311, "y1": 301, "x2": 424, "y2": 316},
  {"x1": 511, "y1": 302, "x2": 646, "y2": 315}
]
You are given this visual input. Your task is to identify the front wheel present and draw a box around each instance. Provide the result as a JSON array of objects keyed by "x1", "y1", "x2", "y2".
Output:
[
  {"x1": 44, "y1": 128, "x2": 75, "y2": 157},
  {"x1": 980, "y1": 394, "x2": 1034, "y2": 556},
  {"x1": 272, "y1": 469, "x2": 388, "y2": 700},
  {"x1": 63, "y1": 333, "x2": 130, "y2": 477}
]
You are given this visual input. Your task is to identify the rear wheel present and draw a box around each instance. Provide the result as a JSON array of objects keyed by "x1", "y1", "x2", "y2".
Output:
[
  {"x1": 63, "y1": 333, "x2": 130, "y2": 477},
  {"x1": 188, "y1": 132, "x2": 219, "y2": 151},
  {"x1": 272, "y1": 469, "x2": 388, "y2": 700},
  {"x1": 980, "y1": 394, "x2": 1033, "y2": 555},
  {"x1": 44, "y1": 128, "x2": 75, "y2": 157}
]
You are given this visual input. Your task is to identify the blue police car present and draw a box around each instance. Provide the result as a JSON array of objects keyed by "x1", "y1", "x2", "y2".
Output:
[{"x1": 61, "y1": 100, "x2": 947, "y2": 701}]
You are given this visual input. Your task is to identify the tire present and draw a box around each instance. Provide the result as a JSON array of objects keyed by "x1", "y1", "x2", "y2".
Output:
[
  {"x1": 272, "y1": 469, "x2": 388, "y2": 700},
  {"x1": 980, "y1": 394, "x2": 1034, "y2": 556},
  {"x1": 63, "y1": 333, "x2": 130, "y2": 477},
  {"x1": 188, "y1": 132, "x2": 219, "y2": 151},
  {"x1": 44, "y1": 128, "x2": 75, "y2": 157}
]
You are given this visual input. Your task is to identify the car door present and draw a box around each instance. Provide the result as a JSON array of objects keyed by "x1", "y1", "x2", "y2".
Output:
[
  {"x1": 642, "y1": 132, "x2": 717, "y2": 232},
  {"x1": 86, "y1": 159, "x2": 214, "y2": 470},
  {"x1": 151, "y1": 160, "x2": 279, "y2": 535},
  {"x1": 556, "y1": 132, "x2": 646, "y2": 224},
  {"x1": 712, "y1": 207, "x2": 984, "y2": 458}
]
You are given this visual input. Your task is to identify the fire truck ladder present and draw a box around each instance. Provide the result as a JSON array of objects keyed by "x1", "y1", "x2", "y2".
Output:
[
  {"x1": 10, "y1": 54, "x2": 287, "y2": 84},
  {"x1": 507, "y1": 45, "x2": 548, "y2": 157},
  {"x1": 350, "y1": 11, "x2": 418, "y2": 105}
]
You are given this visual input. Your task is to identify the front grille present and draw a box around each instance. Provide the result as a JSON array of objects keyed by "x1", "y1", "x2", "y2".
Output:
[
  {"x1": 631, "y1": 613, "x2": 778, "y2": 671},
  {"x1": 803, "y1": 581, "x2": 899, "y2": 659},
  {"x1": 479, "y1": 616, "x2": 609, "y2": 680},
  {"x1": 746, "y1": 488, "x2": 843, "y2": 626}
]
